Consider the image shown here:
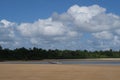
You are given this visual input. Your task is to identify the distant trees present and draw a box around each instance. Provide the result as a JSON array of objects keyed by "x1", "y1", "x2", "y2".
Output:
[
  {"x1": 0, "y1": 45, "x2": 120, "y2": 61},
  {"x1": 0, "y1": 45, "x2": 2, "y2": 50}
]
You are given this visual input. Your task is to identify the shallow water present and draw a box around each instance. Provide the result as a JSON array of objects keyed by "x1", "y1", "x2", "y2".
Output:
[
  {"x1": 1, "y1": 60, "x2": 120, "y2": 65},
  {"x1": 61, "y1": 60, "x2": 120, "y2": 65}
]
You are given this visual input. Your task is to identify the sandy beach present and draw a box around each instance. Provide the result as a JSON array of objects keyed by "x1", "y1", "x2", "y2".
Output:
[{"x1": 0, "y1": 64, "x2": 120, "y2": 80}]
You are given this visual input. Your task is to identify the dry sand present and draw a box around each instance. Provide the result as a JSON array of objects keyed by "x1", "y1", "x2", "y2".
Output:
[{"x1": 0, "y1": 64, "x2": 120, "y2": 80}]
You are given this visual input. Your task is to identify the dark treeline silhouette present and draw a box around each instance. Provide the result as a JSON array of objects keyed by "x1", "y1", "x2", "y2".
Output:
[{"x1": 0, "y1": 45, "x2": 120, "y2": 61}]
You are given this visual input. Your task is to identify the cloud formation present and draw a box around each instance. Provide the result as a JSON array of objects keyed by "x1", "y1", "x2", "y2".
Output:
[
  {"x1": 0, "y1": 20, "x2": 17, "y2": 47},
  {"x1": 1, "y1": 4, "x2": 120, "y2": 50}
]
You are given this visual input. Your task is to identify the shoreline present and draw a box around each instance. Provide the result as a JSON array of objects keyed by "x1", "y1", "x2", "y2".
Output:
[
  {"x1": 0, "y1": 58, "x2": 120, "y2": 65},
  {"x1": 1, "y1": 58, "x2": 120, "y2": 62}
]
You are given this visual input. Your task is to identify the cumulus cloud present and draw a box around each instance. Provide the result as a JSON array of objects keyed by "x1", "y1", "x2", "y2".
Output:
[
  {"x1": 67, "y1": 5, "x2": 106, "y2": 23},
  {"x1": 53, "y1": 5, "x2": 120, "y2": 32},
  {"x1": 92, "y1": 31, "x2": 113, "y2": 40},
  {"x1": 18, "y1": 18, "x2": 66, "y2": 37},
  {"x1": 1, "y1": 4, "x2": 120, "y2": 50},
  {"x1": 18, "y1": 18, "x2": 79, "y2": 46},
  {"x1": 0, "y1": 20, "x2": 16, "y2": 45}
]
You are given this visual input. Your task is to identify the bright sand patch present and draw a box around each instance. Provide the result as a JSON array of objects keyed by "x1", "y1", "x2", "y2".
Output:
[{"x1": 0, "y1": 64, "x2": 120, "y2": 80}]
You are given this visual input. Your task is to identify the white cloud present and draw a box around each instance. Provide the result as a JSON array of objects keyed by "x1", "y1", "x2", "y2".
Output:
[
  {"x1": 115, "y1": 29, "x2": 120, "y2": 35},
  {"x1": 18, "y1": 18, "x2": 80, "y2": 48},
  {"x1": 0, "y1": 20, "x2": 16, "y2": 42},
  {"x1": 18, "y1": 18, "x2": 66, "y2": 37},
  {"x1": 92, "y1": 31, "x2": 113, "y2": 40},
  {"x1": 52, "y1": 5, "x2": 120, "y2": 33},
  {"x1": 0, "y1": 20, "x2": 19, "y2": 48},
  {"x1": 113, "y1": 36, "x2": 120, "y2": 45},
  {"x1": 1, "y1": 4, "x2": 120, "y2": 50},
  {"x1": 67, "y1": 5, "x2": 106, "y2": 23},
  {"x1": 0, "y1": 19, "x2": 15, "y2": 28}
]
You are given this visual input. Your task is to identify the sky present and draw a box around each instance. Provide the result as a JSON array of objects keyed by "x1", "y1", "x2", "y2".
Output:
[{"x1": 0, "y1": 0, "x2": 120, "y2": 50}]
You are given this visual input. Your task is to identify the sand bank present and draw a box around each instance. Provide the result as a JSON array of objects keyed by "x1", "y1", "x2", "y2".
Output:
[{"x1": 0, "y1": 64, "x2": 120, "y2": 80}]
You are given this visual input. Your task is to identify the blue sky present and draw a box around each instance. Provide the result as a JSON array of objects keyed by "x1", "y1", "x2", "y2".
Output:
[
  {"x1": 0, "y1": 0, "x2": 120, "y2": 22},
  {"x1": 0, "y1": 0, "x2": 120, "y2": 50}
]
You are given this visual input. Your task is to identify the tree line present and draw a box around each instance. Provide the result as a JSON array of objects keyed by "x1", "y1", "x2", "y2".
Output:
[{"x1": 0, "y1": 45, "x2": 120, "y2": 61}]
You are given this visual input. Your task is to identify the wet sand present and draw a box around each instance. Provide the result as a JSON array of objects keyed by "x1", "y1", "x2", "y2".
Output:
[{"x1": 0, "y1": 64, "x2": 120, "y2": 80}]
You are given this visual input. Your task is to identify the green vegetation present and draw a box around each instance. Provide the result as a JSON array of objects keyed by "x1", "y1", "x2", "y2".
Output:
[{"x1": 0, "y1": 45, "x2": 120, "y2": 61}]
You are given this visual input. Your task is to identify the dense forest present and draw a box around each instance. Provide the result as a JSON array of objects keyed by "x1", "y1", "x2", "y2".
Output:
[{"x1": 0, "y1": 45, "x2": 120, "y2": 61}]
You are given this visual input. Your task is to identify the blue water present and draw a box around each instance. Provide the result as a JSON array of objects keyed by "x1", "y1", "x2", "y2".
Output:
[
  {"x1": 1, "y1": 60, "x2": 120, "y2": 65},
  {"x1": 61, "y1": 61, "x2": 120, "y2": 65}
]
